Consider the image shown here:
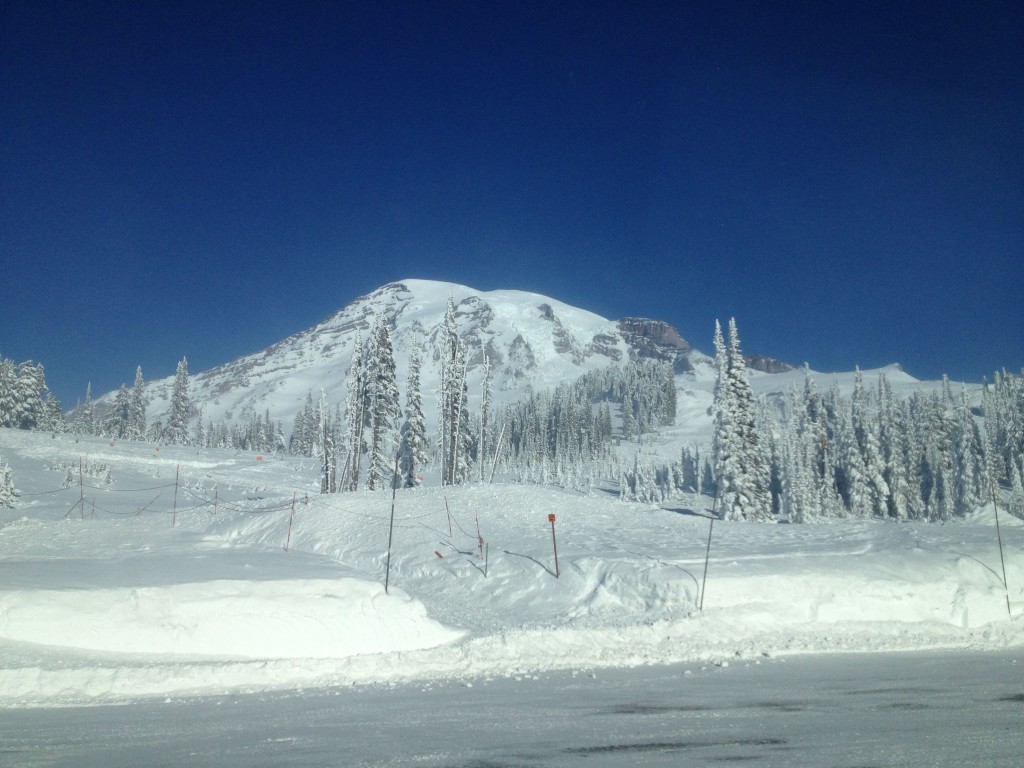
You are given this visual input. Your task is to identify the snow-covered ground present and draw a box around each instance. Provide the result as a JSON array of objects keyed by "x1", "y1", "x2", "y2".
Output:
[{"x1": 1, "y1": 428, "x2": 1022, "y2": 708}]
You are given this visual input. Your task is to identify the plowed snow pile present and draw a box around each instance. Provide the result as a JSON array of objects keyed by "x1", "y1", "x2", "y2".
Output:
[{"x1": 1, "y1": 430, "x2": 1021, "y2": 707}]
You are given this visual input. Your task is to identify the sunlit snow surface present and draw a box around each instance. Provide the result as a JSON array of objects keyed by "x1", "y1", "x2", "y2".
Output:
[{"x1": 0, "y1": 428, "x2": 1021, "y2": 708}]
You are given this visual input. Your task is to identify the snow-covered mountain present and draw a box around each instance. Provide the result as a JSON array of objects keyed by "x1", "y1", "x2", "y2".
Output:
[{"x1": 121, "y1": 279, "x2": 709, "y2": 428}]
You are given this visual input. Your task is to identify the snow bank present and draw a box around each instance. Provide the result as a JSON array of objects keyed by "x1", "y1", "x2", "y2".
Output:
[
  {"x1": 0, "y1": 430, "x2": 1021, "y2": 707},
  {"x1": 0, "y1": 578, "x2": 464, "y2": 659}
]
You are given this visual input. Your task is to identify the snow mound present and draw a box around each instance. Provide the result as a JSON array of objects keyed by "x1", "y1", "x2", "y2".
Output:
[{"x1": 0, "y1": 578, "x2": 464, "y2": 659}]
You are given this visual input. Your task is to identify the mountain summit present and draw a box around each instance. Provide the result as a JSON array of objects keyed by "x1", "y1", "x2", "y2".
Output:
[{"x1": 137, "y1": 279, "x2": 702, "y2": 428}]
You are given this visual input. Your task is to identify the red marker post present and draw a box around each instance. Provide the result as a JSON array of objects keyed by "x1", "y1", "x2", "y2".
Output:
[{"x1": 548, "y1": 513, "x2": 560, "y2": 578}]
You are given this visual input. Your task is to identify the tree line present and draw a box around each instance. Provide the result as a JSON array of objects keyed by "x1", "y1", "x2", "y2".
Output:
[{"x1": 5, "y1": 314, "x2": 1021, "y2": 523}]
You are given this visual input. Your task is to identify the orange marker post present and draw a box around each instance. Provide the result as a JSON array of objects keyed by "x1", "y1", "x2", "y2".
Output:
[{"x1": 548, "y1": 513, "x2": 559, "y2": 578}]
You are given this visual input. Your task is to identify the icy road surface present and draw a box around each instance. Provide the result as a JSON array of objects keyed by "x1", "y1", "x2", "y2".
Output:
[{"x1": 2, "y1": 650, "x2": 1021, "y2": 768}]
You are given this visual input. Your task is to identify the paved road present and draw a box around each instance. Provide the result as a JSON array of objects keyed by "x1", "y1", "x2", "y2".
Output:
[{"x1": 2, "y1": 650, "x2": 1021, "y2": 767}]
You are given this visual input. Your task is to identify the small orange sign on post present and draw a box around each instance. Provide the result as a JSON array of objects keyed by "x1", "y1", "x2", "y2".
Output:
[{"x1": 548, "y1": 513, "x2": 556, "y2": 522}]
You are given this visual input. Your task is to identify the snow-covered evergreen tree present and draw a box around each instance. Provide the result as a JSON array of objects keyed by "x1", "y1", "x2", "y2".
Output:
[
  {"x1": 318, "y1": 390, "x2": 337, "y2": 493},
  {"x1": 400, "y1": 345, "x2": 428, "y2": 488},
  {"x1": 479, "y1": 354, "x2": 492, "y2": 481},
  {"x1": 438, "y1": 298, "x2": 472, "y2": 485},
  {"x1": 104, "y1": 385, "x2": 131, "y2": 439},
  {"x1": 851, "y1": 368, "x2": 889, "y2": 517},
  {"x1": 0, "y1": 453, "x2": 19, "y2": 508},
  {"x1": 364, "y1": 314, "x2": 401, "y2": 490},
  {"x1": 712, "y1": 319, "x2": 772, "y2": 521},
  {"x1": 165, "y1": 357, "x2": 191, "y2": 444},
  {"x1": 952, "y1": 388, "x2": 984, "y2": 515},
  {"x1": 73, "y1": 383, "x2": 95, "y2": 436},
  {"x1": 0, "y1": 358, "x2": 16, "y2": 428},
  {"x1": 128, "y1": 366, "x2": 147, "y2": 440},
  {"x1": 343, "y1": 333, "x2": 368, "y2": 491}
]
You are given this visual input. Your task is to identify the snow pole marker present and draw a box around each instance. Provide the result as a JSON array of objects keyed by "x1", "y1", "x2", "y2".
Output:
[
  {"x1": 284, "y1": 492, "x2": 296, "y2": 552},
  {"x1": 475, "y1": 509, "x2": 484, "y2": 560},
  {"x1": 385, "y1": 453, "x2": 400, "y2": 595},
  {"x1": 444, "y1": 495, "x2": 453, "y2": 537},
  {"x1": 699, "y1": 490, "x2": 719, "y2": 612},
  {"x1": 989, "y1": 479, "x2": 1012, "y2": 618},
  {"x1": 172, "y1": 463, "x2": 180, "y2": 527},
  {"x1": 548, "y1": 513, "x2": 560, "y2": 578},
  {"x1": 213, "y1": 484, "x2": 219, "y2": 515},
  {"x1": 76, "y1": 457, "x2": 85, "y2": 518},
  {"x1": 484, "y1": 542, "x2": 489, "y2": 578}
]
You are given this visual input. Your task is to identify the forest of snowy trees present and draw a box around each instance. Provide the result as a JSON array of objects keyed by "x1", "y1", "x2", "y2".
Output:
[
  {"x1": 644, "y1": 318, "x2": 1024, "y2": 524},
  {"x1": 3, "y1": 311, "x2": 1023, "y2": 523},
  {"x1": 0, "y1": 357, "x2": 63, "y2": 432}
]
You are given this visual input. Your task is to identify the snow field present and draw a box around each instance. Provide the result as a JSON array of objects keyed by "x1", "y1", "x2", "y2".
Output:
[{"x1": 1, "y1": 429, "x2": 1022, "y2": 707}]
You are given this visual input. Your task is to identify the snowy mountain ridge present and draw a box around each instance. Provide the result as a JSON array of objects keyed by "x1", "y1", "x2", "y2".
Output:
[
  {"x1": 90, "y1": 278, "x2": 939, "y2": 437},
  {"x1": 113, "y1": 279, "x2": 711, "y2": 429}
]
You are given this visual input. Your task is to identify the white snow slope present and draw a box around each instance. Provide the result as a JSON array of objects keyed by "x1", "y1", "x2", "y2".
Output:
[
  {"x1": 1, "y1": 427, "x2": 1022, "y2": 708},
  {"x1": 115, "y1": 279, "x2": 643, "y2": 431}
]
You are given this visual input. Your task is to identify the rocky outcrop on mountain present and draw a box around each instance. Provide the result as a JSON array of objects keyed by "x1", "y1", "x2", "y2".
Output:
[
  {"x1": 616, "y1": 317, "x2": 693, "y2": 372},
  {"x1": 744, "y1": 354, "x2": 796, "y2": 374}
]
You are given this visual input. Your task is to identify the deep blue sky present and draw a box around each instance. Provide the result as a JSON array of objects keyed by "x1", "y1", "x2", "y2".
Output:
[{"x1": 2, "y1": 1, "x2": 1021, "y2": 407}]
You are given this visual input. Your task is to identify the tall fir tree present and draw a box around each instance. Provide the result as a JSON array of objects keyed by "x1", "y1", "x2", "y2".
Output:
[
  {"x1": 439, "y1": 297, "x2": 471, "y2": 485},
  {"x1": 479, "y1": 354, "x2": 492, "y2": 481},
  {"x1": 365, "y1": 314, "x2": 401, "y2": 490},
  {"x1": 105, "y1": 385, "x2": 131, "y2": 438},
  {"x1": 74, "y1": 383, "x2": 95, "y2": 436},
  {"x1": 343, "y1": 333, "x2": 368, "y2": 491},
  {"x1": 0, "y1": 358, "x2": 16, "y2": 428},
  {"x1": 400, "y1": 345, "x2": 428, "y2": 487},
  {"x1": 318, "y1": 390, "x2": 337, "y2": 493},
  {"x1": 128, "y1": 366, "x2": 147, "y2": 440},
  {"x1": 165, "y1": 357, "x2": 191, "y2": 444},
  {"x1": 712, "y1": 319, "x2": 772, "y2": 521}
]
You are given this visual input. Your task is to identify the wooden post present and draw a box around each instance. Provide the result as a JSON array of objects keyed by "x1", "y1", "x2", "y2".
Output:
[{"x1": 548, "y1": 513, "x2": 559, "y2": 578}]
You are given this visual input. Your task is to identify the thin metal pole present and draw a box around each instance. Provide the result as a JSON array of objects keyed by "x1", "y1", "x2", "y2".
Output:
[
  {"x1": 385, "y1": 454, "x2": 400, "y2": 594},
  {"x1": 172, "y1": 463, "x2": 180, "y2": 527},
  {"x1": 549, "y1": 514, "x2": 560, "y2": 578},
  {"x1": 284, "y1": 492, "x2": 296, "y2": 552},
  {"x1": 699, "y1": 490, "x2": 720, "y2": 612},
  {"x1": 990, "y1": 479, "x2": 1012, "y2": 618}
]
